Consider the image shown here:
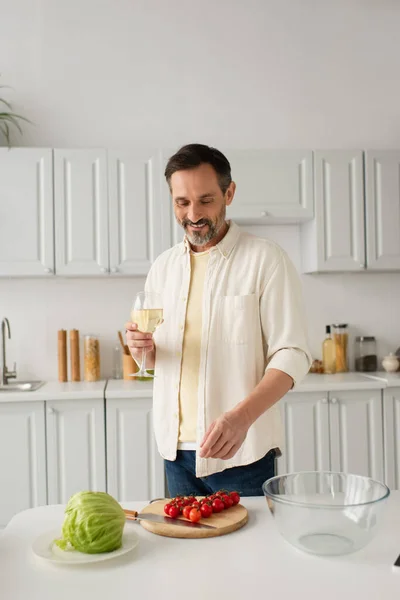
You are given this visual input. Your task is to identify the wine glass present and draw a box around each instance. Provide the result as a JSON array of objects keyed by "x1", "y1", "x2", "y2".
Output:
[{"x1": 130, "y1": 291, "x2": 163, "y2": 379}]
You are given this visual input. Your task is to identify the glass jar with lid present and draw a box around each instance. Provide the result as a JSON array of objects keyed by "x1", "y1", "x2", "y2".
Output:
[
  {"x1": 355, "y1": 337, "x2": 377, "y2": 372},
  {"x1": 84, "y1": 334, "x2": 100, "y2": 382},
  {"x1": 332, "y1": 324, "x2": 349, "y2": 373}
]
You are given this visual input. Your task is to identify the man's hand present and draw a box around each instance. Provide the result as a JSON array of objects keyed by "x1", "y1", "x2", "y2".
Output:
[
  {"x1": 199, "y1": 408, "x2": 251, "y2": 460},
  {"x1": 125, "y1": 322, "x2": 155, "y2": 369}
]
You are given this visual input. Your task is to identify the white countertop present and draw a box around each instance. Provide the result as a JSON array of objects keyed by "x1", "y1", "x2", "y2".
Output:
[
  {"x1": 1, "y1": 496, "x2": 400, "y2": 600},
  {"x1": 105, "y1": 379, "x2": 153, "y2": 398},
  {"x1": 362, "y1": 372, "x2": 400, "y2": 388},
  {"x1": 0, "y1": 380, "x2": 106, "y2": 402},
  {"x1": 293, "y1": 372, "x2": 386, "y2": 392},
  {"x1": 0, "y1": 372, "x2": 397, "y2": 403}
]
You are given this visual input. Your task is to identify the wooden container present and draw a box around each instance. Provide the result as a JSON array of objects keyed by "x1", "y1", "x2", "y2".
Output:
[
  {"x1": 84, "y1": 335, "x2": 100, "y2": 382},
  {"x1": 69, "y1": 329, "x2": 81, "y2": 382},
  {"x1": 58, "y1": 330, "x2": 68, "y2": 382},
  {"x1": 123, "y1": 353, "x2": 138, "y2": 380}
]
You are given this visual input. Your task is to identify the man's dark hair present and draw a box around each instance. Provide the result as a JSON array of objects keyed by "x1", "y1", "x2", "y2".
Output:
[{"x1": 164, "y1": 143, "x2": 232, "y2": 194}]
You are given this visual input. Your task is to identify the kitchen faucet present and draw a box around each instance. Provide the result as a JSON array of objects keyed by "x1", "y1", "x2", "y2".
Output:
[{"x1": 1, "y1": 318, "x2": 17, "y2": 385}]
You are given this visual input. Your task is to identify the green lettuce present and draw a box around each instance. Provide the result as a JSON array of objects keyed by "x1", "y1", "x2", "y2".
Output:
[{"x1": 55, "y1": 491, "x2": 126, "y2": 554}]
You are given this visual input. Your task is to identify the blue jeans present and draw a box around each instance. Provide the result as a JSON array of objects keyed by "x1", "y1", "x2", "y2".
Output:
[{"x1": 165, "y1": 449, "x2": 276, "y2": 498}]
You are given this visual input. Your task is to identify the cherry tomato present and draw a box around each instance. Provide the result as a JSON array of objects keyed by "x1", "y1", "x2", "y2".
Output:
[
  {"x1": 187, "y1": 496, "x2": 196, "y2": 504},
  {"x1": 164, "y1": 503, "x2": 172, "y2": 515},
  {"x1": 191, "y1": 501, "x2": 200, "y2": 509},
  {"x1": 182, "y1": 505, "x2": 192, "y2": 520},
  {"x1": 229, "y1": 491, "x2": 240, "y2": 505},
  {"x1": 168, "y1": 505, "x2": 180, "y2": 519},
  {"x1": 189, "y1": 508, "x2": 201, "y2": 523},
  {"x1": 220, "y1": 494, "x2": 233, "y2": 508},
  {"x1": 212, "y1": 498, "x2": 225, "y2": 513},
  {"x1": 200, "y1": 503, "x2": 213, "y2": 518}
]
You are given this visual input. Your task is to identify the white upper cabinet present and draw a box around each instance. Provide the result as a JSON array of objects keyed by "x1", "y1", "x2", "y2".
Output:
[
  {"x1": 108, "y1": 150, "x2": 166, "y2": 275},
  {"x1": 301, "y1": 150, "x2": 365, "y2": 273},
  {"x1": 0, "y1": 148, "x2": 54, "y2": 276},
  {"x1": 226, "y1": 150, "x2": 314, "y2": 224},
  {"x1": 54, "y1": 149, "x2": 109, "y2": 275},
  {"x1": 365, "y1": 150, "x2": 400, "y2": 270}
]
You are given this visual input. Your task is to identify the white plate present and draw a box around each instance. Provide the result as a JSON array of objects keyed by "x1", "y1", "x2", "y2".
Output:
[{"x1": 32, "y1": 528, "x2": 139, "y2": 565}]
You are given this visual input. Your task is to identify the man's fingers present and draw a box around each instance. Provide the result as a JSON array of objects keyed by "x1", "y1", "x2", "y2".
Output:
[
  {"x1": 125, "y1": 322, "x2": 138, "y2": 331},
  {"x1": 219, "y1": 443, "x2": 240, "y2": 460},
  {"x1": 204, "y1": 433, "x2": 227, "y2": 458},
  {"x1": 200, "y1": 421, "x2": 216, "y2": 448},
  {"x1": 127, "y1": 339, "x2": 154, "y2": 349},
  {"x1": 212, "y1": 441, "x2": 235, "y2": 459},
  {"x1": 200, "y1": 427, "x2": 222, "y2": 458}
]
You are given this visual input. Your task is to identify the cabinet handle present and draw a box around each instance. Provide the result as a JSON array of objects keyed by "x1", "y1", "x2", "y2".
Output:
[
  {"x1": 260, "y1": 211, "x2": 269, "y2": 217},
  {"x1": 321, "y1": 398, "x2": 328, "y2": 404},
  {"x1": 48, "y1": 407, "x2": 55, "y2": 415},
  {"x1": 100, "y1": 267, "x2": 107, "y2": 273},
  {"x1": 44, "y1": 268, "x2": 53, "y2": 274},
  {"x1": 331, "y1": 397, "x2": 338, "y2": 404},
  {"x1": 111, "y1": 267, "x2": 118, "y2": 273}
]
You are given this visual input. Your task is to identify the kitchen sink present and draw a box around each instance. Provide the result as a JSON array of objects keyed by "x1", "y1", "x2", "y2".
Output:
[{"x1": 0, "y1": 381, "x2": 45, "y2": 392}]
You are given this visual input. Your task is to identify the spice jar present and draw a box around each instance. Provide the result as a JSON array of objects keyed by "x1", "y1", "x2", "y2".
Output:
[
  {"x1": 84, "y1": 334, "x2": 100, "y2": 381},
  {"x1": 354, "y1": 337, "x2": 377, "y2": 372},
  {"x1": 332, "y1": 324, "x2": 349, "y2": 373}
]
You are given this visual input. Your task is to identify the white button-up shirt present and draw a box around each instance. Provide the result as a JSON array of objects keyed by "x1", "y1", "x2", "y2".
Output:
[{"x1": 146, "y1": 221, "x2": 312, "y2": 477}]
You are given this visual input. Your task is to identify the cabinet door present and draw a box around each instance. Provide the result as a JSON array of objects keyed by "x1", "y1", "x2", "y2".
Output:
[
  {"x1": 329, "y1": 391, "x2": 384, "y2": 481},
  {"x1": 302, "y1": 150, "x2": 365, "y2": 273},
  {"x1": 226, "y1": 150, "x2": 314, "y2": 223},
  {"x1": 108, "y1": 150, "x2": 167, "y2": 275},
  {"x1": 54, "y1": 149, "x2": 109, "y2": 275},
  {"x1": 106, "y1": 398, "x2": 165, "y2": 501},
  {"x1": 383, "y1": 388, "x2": 400, "y2": 490},
  {"x1": 277, "y1": 392, "x2": 330, "y2": 474},
  {"x1": 0, "y1": 402, "x2": 46, "y2": 527},
  {"x1": 365, "y1": 151, "x2": 400, "y2": 270},
  {"x1": 46, "y1": 399, "x2": 106, "y2": 504},
  {"x1": 0, "y1": 148, "x2": 54, "y2": 276}
]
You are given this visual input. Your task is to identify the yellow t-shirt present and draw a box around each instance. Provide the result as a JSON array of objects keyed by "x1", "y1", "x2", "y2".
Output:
[{"x1": 178, "y1": 250, "x2": 210, "y2": 443}]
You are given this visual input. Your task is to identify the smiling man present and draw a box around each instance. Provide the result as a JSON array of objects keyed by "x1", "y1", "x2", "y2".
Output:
[{"x1": 126, "y1": 143, "x2": 311, "y2": 497}]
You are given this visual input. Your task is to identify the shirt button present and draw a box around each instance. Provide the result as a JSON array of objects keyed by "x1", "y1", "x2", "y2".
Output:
[
  {"x1": 180, "y1": 324, "x2": 184, "y2": 331},
  {"x1": 182, "y1": 297, "x2": 187, "y2": 302}
]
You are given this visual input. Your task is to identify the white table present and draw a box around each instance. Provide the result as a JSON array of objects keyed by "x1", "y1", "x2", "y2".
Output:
[{"x1": 1, "y1": 496, "x2": 400, "y2": 600}]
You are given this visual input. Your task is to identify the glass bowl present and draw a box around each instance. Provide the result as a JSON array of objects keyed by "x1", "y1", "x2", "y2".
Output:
[{"x1": 263, "y1": 471, "x2": 390, "y2": 556}]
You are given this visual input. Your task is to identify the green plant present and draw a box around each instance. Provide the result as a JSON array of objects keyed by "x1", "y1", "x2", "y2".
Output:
[{"x1": 0, "y1": 77, "x2": 32, "y2": 146}]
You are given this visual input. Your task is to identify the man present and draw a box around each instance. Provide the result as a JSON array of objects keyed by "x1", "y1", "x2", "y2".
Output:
[{"x1": 126, "y1": 143, "x2": 311, "y2": 497}]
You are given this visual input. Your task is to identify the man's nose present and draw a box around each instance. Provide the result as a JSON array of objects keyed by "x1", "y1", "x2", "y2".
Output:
[{"x1": 187, "y1": 208, "x2": 203, "y2": 223}]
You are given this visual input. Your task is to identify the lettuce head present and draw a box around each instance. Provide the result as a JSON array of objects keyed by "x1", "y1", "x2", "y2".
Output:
[{"x1": 55, "y1": 491, "x2": 126, "y2": 554}]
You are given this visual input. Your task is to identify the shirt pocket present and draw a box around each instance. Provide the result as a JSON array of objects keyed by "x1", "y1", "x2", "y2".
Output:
[{"x1": 215, "y1": 294, "x2": 258, "y2": 345}]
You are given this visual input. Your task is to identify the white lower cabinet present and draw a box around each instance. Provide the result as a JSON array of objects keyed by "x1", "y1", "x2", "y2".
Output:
[
  {"x1": 0, "y1": 402, "x2": 47, "y2": 528},
  {"x1": 106, "y1": 397, "x2": 165, "y2": 502},
  {"x1": 46, "y1": 399, "x2": 106, "y2": 504},
  {"x1": 278, "y1": 389, "x2": 384, "y2": 481},
  {"x1": 383, "y1": 388, "x2": 400, "y2": 490}
]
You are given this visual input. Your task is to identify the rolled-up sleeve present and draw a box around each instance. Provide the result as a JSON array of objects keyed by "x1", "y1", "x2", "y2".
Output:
[{"x1": 261, "y1": 250, "x2": 312, "y2": 387}]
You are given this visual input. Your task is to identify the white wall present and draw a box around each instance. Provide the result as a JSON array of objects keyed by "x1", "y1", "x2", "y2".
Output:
[{"x1": 1, "y1": 0, "x2": 400, "y2": 380}]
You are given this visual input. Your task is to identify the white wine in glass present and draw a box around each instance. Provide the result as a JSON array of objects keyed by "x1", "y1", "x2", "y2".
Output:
[{"x1": 130, "y1": 291, "x2": 163, "y2": 378}]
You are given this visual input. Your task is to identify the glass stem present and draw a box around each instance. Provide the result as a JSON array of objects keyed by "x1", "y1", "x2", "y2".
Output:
[{"x1": 141, "y1": 347, "x2": 147, "y2": 373}]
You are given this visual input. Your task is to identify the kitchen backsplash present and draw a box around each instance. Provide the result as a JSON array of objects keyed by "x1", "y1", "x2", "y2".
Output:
[{"x1": 0, "y1": 224, "x2": 398, "y2": 381}]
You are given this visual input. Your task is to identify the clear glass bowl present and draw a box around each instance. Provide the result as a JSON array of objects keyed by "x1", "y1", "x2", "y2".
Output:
[{"x1": 263, "y1": 472, "x2": 390, "y2": 556}]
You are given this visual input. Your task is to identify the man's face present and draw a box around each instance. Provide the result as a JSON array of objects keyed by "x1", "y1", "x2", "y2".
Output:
[{"x1": 170, "y1": 163, "x2": 235, "y2": 248}]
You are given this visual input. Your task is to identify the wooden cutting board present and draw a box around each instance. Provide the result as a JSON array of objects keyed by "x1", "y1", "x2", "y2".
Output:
[{"x1": 137, "y1": 499, "x2": 248, "y2": 539}]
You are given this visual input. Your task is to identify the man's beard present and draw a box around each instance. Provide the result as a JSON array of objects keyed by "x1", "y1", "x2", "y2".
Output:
[{"x1": 178, "y1": 206, "x2": 226, "y2": 247}]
